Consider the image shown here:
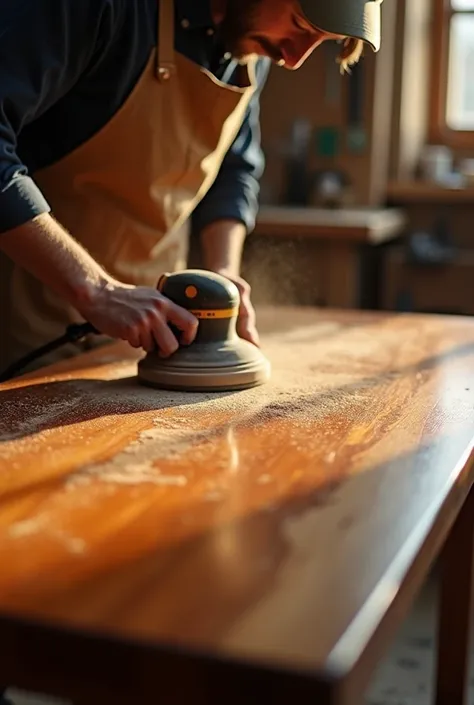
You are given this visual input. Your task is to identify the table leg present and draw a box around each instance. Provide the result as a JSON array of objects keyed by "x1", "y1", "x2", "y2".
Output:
[{"x1": 435, "y1": 485, "x2": 474, "y2": 705}]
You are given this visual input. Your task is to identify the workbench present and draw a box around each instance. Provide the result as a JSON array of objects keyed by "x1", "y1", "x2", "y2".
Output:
[
  {"x1": 1, "y1": 307, "x2": 474, "y2": 705},
  {"x1": 243, "y1": 206, "x2": 407, "y2": 309}
]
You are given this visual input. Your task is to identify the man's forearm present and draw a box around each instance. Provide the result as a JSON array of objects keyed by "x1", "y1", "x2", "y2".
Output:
[
  {"x1": 0, "y1": 213, "x2": 112, "y2": 308},
  {"x1": 0, "y1": 213, "x2": 199, "y2": 354},
  {"x1": 199, "y1": 219, "x2": 247, "y2": 277}
]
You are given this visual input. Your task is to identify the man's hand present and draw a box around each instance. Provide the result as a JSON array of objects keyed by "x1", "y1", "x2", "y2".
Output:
[
  {"x1": 214, "y1": 269, "x2": 259, "y2": 347},
  {"x1": 79, "y1": 279, "x2": 198, "y2": 356},
  {"x1": 199, "y1": 219, "x2": 260, "y2": 347}
]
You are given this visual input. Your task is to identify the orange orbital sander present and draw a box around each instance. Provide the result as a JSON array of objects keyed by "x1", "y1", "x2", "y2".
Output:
[{"x1": 137, "y1": 269, "x2": 271, "y2": 392}]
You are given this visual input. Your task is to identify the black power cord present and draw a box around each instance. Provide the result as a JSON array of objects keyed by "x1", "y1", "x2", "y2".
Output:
[{"x1": 0, "y1": 322, "x2": 99, "y2": 383}]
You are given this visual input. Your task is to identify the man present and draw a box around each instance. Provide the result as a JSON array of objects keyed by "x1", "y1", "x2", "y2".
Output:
[
  {"x1": 0, "y1": 3, "x2": 383, "y2": 700},
  {"x1": 0, "y1": 0, "x2": 382, "y2": 374}
]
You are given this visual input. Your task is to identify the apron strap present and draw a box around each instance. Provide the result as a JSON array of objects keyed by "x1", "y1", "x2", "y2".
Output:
[{"x1": 156, "y1": 0, "x2": 176, "y2": 81}]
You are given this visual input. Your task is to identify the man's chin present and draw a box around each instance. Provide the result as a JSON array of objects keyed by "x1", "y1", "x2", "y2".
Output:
[
  {"x1": 228, "y1": 45, "x2": 287, "y2": 67},
  {"x1": 236, "y1": 52, "x2": 260, "y2": 65},
  {"x1": 228, "y1": 38, "x2": 264, "y2": 61},
  {"x1": 225, "y1": 48, "x2": 258, "y2": 65}
]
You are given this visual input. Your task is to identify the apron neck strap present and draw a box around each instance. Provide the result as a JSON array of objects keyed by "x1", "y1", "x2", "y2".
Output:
[{"x1": 156, "y1": 0, "x2": 176, "y2": 81}]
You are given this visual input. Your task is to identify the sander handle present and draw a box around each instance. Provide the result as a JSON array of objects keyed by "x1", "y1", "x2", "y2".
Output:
[{"x1": 0, "y1": 322, "x2": 99, "y2": 383}]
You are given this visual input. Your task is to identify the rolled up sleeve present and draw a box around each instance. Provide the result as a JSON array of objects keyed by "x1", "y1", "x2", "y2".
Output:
[
  {"x1": 192, "y1": 57, "x2": 271, "y2": 235},
  {"x1": 0, "y1": 85, "x2": 51, "y2": 232},
  {"x1": 0, "y1": 175, "x2": 51, "y2": 233}
]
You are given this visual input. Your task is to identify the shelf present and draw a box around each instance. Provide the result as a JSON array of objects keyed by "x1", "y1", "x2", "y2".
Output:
[
  {"x1": 387, "y1": 181, "x2": 474, "y2": 204},
  {"x1": 388, "y1": 245, "x2": 474, "y2": 267},
  {"x1": 255, "y1": 206, "x2": 407, "y2": 244}
]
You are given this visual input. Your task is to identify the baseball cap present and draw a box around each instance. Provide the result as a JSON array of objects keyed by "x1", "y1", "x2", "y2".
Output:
[{"x1": 298, "y1": 0, "x2": 383, "y2": 52}]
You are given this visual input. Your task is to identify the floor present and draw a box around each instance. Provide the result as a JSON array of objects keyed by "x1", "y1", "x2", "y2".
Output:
[
  {"x1": 366, "y1": 570, "x2": 440, "y2": 705},
  {"x1": 368, "y1": 568, "x2": 474, "y2": 705},
  {"x1": 5, "y1": 570, "x2": 473, "y2": 705}
]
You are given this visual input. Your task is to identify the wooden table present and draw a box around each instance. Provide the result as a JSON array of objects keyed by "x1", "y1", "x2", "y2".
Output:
[
  {"x1": 1, "y1": 307, "x2": 474, "y2": 705},
  {"x1": 243, "y1": 206, "x2": 406, "y2": 309}
]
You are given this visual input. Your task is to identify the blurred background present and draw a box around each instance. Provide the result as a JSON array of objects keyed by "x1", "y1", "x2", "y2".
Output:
[{"x1": 242, "y1": 0, "x2": 474, "y2": 322}]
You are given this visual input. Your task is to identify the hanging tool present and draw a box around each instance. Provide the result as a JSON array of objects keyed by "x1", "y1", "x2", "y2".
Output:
[{"x1": 346, "y1": 59, "x2": 367, "y2": 153}]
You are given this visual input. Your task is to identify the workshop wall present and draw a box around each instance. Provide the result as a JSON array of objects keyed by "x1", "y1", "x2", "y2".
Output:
[
  {"x1": 242, "y1": 0, "x2": 401, "y2": 310},
  {"x1": 389, "y1": 0, "x2": 432, "y2": 182},
  {"x1": 252, "y1": 0, "x2": 474, "y2": 318},
  {"x1": 258, "y1": 0, "x2": 398, "y2": 209}
]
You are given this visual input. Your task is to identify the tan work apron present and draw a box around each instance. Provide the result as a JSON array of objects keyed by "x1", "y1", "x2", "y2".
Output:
[{"x1": 3, "y1": 0, "x2": 257, "y2": 369}]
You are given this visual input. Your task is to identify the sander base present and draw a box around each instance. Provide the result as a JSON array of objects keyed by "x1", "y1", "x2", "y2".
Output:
[{"x1": 137, "y1": 337, "x2": 271, "y2": 392}]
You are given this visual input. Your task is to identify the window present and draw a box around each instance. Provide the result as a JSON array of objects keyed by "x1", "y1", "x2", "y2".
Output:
[{"x1": 430, "y1": 0, "x2": 474, "y2": 145}]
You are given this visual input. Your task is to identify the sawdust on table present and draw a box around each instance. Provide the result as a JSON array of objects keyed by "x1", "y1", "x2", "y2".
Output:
[
  {"x1": 2, "y1": 318, "x2": 437, "y2": 491},
  {"x1": 1, "y1": 316, "x2": 449, "y2": 553}
]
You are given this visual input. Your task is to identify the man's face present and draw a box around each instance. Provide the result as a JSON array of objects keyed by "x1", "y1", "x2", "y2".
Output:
[{"x1": 217, "y1": 0, "x2": 343, "y2": 69}]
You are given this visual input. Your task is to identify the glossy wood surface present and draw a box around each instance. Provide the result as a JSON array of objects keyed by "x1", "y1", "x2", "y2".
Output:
[
  {"x1": 255, "y1": 206, "x2": 406, "y2": 243},
  {"x1": 1, "y1": 307, "x2": 474, "y2": 703}
]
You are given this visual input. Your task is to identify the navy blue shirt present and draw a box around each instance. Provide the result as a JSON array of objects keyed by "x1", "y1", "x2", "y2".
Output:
[{"x1": 0, "y1": 0, "x2": 271, "y2": 235}]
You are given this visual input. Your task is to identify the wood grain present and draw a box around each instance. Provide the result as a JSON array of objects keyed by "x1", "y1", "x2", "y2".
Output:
[{"x1": 1, "y1": 307, "x2": 474, "y2": 704}]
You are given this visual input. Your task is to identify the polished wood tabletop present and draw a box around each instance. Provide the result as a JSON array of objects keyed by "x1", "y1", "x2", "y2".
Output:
[{"x1": 1, "y1": 307, "x2": 474, "y2": 704}]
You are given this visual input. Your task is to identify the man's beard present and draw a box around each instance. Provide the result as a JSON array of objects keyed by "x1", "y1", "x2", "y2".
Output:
[{"x1": 216, "y1": 0, "x2": 263, "y2": 59}]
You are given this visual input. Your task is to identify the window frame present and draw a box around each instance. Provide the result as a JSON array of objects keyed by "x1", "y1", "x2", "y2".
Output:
[{"x1": 429, "y1": 0, "x2": 474, "y2": 148}]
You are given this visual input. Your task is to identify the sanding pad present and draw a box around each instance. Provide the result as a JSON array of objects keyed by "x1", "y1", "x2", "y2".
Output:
[{"x1": 137, "y1": 337, "x2": 271, "y2": 392}]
